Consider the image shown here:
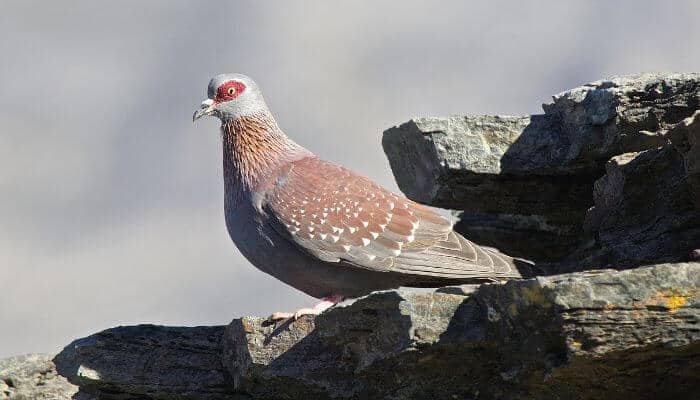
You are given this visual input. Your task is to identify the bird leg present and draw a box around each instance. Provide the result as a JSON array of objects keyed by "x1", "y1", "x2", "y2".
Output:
[{"x1": 269, "y1": 295, "x2": 344, "y2": 321}]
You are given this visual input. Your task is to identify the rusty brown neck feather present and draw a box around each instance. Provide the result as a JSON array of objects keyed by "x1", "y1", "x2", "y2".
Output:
[{"x1": 222, "y1": 113, "x2": 310, "y2": 201}]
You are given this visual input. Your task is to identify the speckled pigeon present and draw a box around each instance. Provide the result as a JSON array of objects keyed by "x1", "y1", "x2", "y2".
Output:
[{"x1": 194, "y1": 73, "x2": 529, "y2": 319}]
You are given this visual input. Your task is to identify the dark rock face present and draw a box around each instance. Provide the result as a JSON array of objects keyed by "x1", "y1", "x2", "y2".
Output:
[
  {"x1": 669, "y1": 110, "x2": 700, "y2": 207},
  {"x1": 382, "y1": 73, "x2": 700, "y2": 264},
  {"x1": 4, "y1": 73, "x2": 699, "y2": 399},
  {"x1": 53, "y1": 325, "x2": 236, "y2": 400},
  {"x1": 45, "y1": 263, "x2": 700, "y2": 400},
  {"x1": 578, "y1": 144, "x2": 700, "y2": 270}
]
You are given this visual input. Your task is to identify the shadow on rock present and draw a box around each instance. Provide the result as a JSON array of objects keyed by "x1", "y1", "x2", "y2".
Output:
[
  {"x1": 224, "y1": 291, "x2": 412, "y2": 399},
  {"x1": 54, "y1": 325, "x2": 236, "y2": 400}
]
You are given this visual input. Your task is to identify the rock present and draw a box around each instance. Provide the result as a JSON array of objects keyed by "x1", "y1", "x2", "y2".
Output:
[
  {"x1": 0, "y1": 354, "x2": 78, "y2": 400},
  {"x1": 669, "y1": 110, "x2": 700, "y2": 207},
  {"x1": 47, "y1": 263, "x2": 699, "y2": 399},
  {"x1": 382, "y1": 73, "x2": 700, "y2": 263},
  {"x1": 53, "y1": 325, "x2": 238, "y2": 399},
  {"x1": 575, "y1": 144, "x2": 700, "y2": 270},
  {"x1": 222, "y1": 263, "x2": 700, "y2": 399},
  {"x1": 542, "y1": 73, "x2": 700, "y2": 162},
  {"x1": 382, "y1": 115, "x2": 594, "y2": 261},
  {"x1": 223, "y1": 290, "x2": 467, "y2": 399},
  {"x1": 383, "y1": 73, "x2": 700, "y2": 206},
  {"x1": 382, "y1": 114, "x2": 588, "y2": 214}
]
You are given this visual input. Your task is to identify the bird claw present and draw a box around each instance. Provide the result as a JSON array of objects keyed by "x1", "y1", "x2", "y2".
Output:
[
  {"x1": 267, "y1": 295, "x2": 344, "y2": 322},
  {"x1": 268, "y1": 312, "x2": 295, "y2": 321}
]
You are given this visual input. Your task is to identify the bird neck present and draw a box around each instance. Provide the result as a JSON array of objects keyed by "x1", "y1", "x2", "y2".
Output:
[{"x1": 221, "y1": 112, "x2": 311, "y2": 201}]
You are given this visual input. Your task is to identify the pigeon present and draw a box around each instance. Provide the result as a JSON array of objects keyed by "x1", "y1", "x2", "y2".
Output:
[{"x1": 194, "y1": 73, "x2": 530, "y2": 319}]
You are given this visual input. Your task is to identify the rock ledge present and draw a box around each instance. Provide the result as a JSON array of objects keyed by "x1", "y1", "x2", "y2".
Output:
[{"x1": 42, "y1": 263, "x2": 699, "y2": 399}]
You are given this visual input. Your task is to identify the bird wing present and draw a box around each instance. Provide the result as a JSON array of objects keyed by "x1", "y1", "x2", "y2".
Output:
[{"x1": 263, "y1": 156, "x2": 522, "y2": 281}]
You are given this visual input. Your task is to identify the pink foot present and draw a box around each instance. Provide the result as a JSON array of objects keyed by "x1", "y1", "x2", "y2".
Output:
[{"x1": 269, "y1": 295, "x2": 344, "y2": 321}]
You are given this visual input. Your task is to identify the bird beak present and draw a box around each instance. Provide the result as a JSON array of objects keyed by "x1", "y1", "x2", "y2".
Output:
[{"x1": 193, "y1": 99, "x2": 215, "y2": 122}]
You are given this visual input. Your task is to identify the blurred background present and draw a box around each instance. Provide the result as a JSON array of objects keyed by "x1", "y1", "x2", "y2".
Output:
[{"x1": 1, "y1": 1, "x2": 699, "y2": 358}]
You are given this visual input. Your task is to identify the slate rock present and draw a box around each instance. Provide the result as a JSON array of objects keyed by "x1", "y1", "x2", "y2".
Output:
[
  {"x1": 382, "y1": 73, "x2": 700, "y2": 263},
  {"x1": 22, "y1": 263, "x2": 699, "y2": 399},
  {"x1": 221, "y1": 262, "x2": 699, "y2": 399},
  {"x1": 575, "y1": 143, "x2": 700, "y2": 270},
  {"x1": 669, "y1": 110, "x2": 700, "y2": 207},
  {"x1": 53, "y1": 325, "x2": 238, "y2": 400}
]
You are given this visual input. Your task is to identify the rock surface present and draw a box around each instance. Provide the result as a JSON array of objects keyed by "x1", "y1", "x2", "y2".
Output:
[
  {"x1": 0, "y1": 354, "x2": 78, "y2": 400},
  {"x1": 669, "y1": 110, "x2": 700, "y2": 207},
  {"x1": 44, "y1": 262, "x2": 700, "y2": 399},
  {"x1": 577, "y1": 143, "x2": 700, "y2": 270},
  {"x1": 53, "y1": 325, "x2": 236, "y2": 399},
  {"x1": 383, "y1": 73, "x2": 700, "y2": 263}
]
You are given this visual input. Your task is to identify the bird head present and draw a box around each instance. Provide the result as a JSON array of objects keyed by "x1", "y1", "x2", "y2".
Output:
[{"x1": 193, "y1": 73, "x2": 269, "y2": 123}]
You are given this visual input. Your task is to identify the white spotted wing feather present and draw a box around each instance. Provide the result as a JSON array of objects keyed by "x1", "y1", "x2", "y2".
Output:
[{"x1": 264, "y1": 157, "x2": 521, "y2": 281}]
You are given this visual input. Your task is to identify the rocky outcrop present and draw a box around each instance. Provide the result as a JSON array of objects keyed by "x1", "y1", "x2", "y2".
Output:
[
  {"x1": 382, "y1": 73, "x2": 700, "y2": 264},
  {"x1": 43, "y1": 263, "x2": 700, "y2": 399},
  {"x1": 3, "y1": 73, "x2": 699, "y2": 399},
  {"x1": 52, "y1": 326, "x2": 233, "y2": 400}
]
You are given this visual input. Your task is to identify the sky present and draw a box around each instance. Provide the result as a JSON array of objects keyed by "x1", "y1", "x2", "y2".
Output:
[{"x1": 1, "y1": 1, "x2": 698, "y2": 358}]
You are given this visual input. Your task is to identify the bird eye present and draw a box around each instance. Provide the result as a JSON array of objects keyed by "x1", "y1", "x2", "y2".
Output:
[{"x1": 214, "y1": 80, "x2": 246, "y2": 102}]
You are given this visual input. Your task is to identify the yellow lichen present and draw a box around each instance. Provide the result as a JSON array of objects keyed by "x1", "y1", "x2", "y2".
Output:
[
  {"x1": 664, "y1": 295, "x2": 689, "y2": 312},
  {"x1": 646, "y1": 290, "x2": 695, "y2": 313}
]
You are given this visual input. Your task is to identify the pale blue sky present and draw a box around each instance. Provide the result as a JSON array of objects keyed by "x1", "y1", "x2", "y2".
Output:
[{"x1": 1, "y1": 1, "x2": 698, "y2": 357}]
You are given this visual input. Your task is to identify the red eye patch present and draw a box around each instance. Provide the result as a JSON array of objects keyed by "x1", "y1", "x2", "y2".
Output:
[{"x1": 214, "y1": 80, "x2": 246, "y2": 103}]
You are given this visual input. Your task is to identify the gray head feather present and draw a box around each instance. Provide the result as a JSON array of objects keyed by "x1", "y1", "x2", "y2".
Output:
[{"x1": 205, "y1": 73, "x2": 271, "y2": 121}]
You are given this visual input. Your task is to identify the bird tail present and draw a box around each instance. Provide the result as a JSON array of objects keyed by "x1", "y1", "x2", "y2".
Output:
[{"x1": 394, "y1": 231, "x2": 535, "y2": 283}]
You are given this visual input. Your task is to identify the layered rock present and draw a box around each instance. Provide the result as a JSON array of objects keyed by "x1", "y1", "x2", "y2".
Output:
[
  {"x1": 669, "y1": 110, "x2": 700, "y2": 207},
  {"x1": 53, "y1": 326, "x2": 234, "y2": 399},
  {"x1": 48, "y1": 263, "x2": 700, "y2": 399},
  {"x1": 578, "y1": 140, "x2": 700, "y2": 270},
  {"x1": 382, "y1": 73, "x2": 700, "y2": 264}
]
